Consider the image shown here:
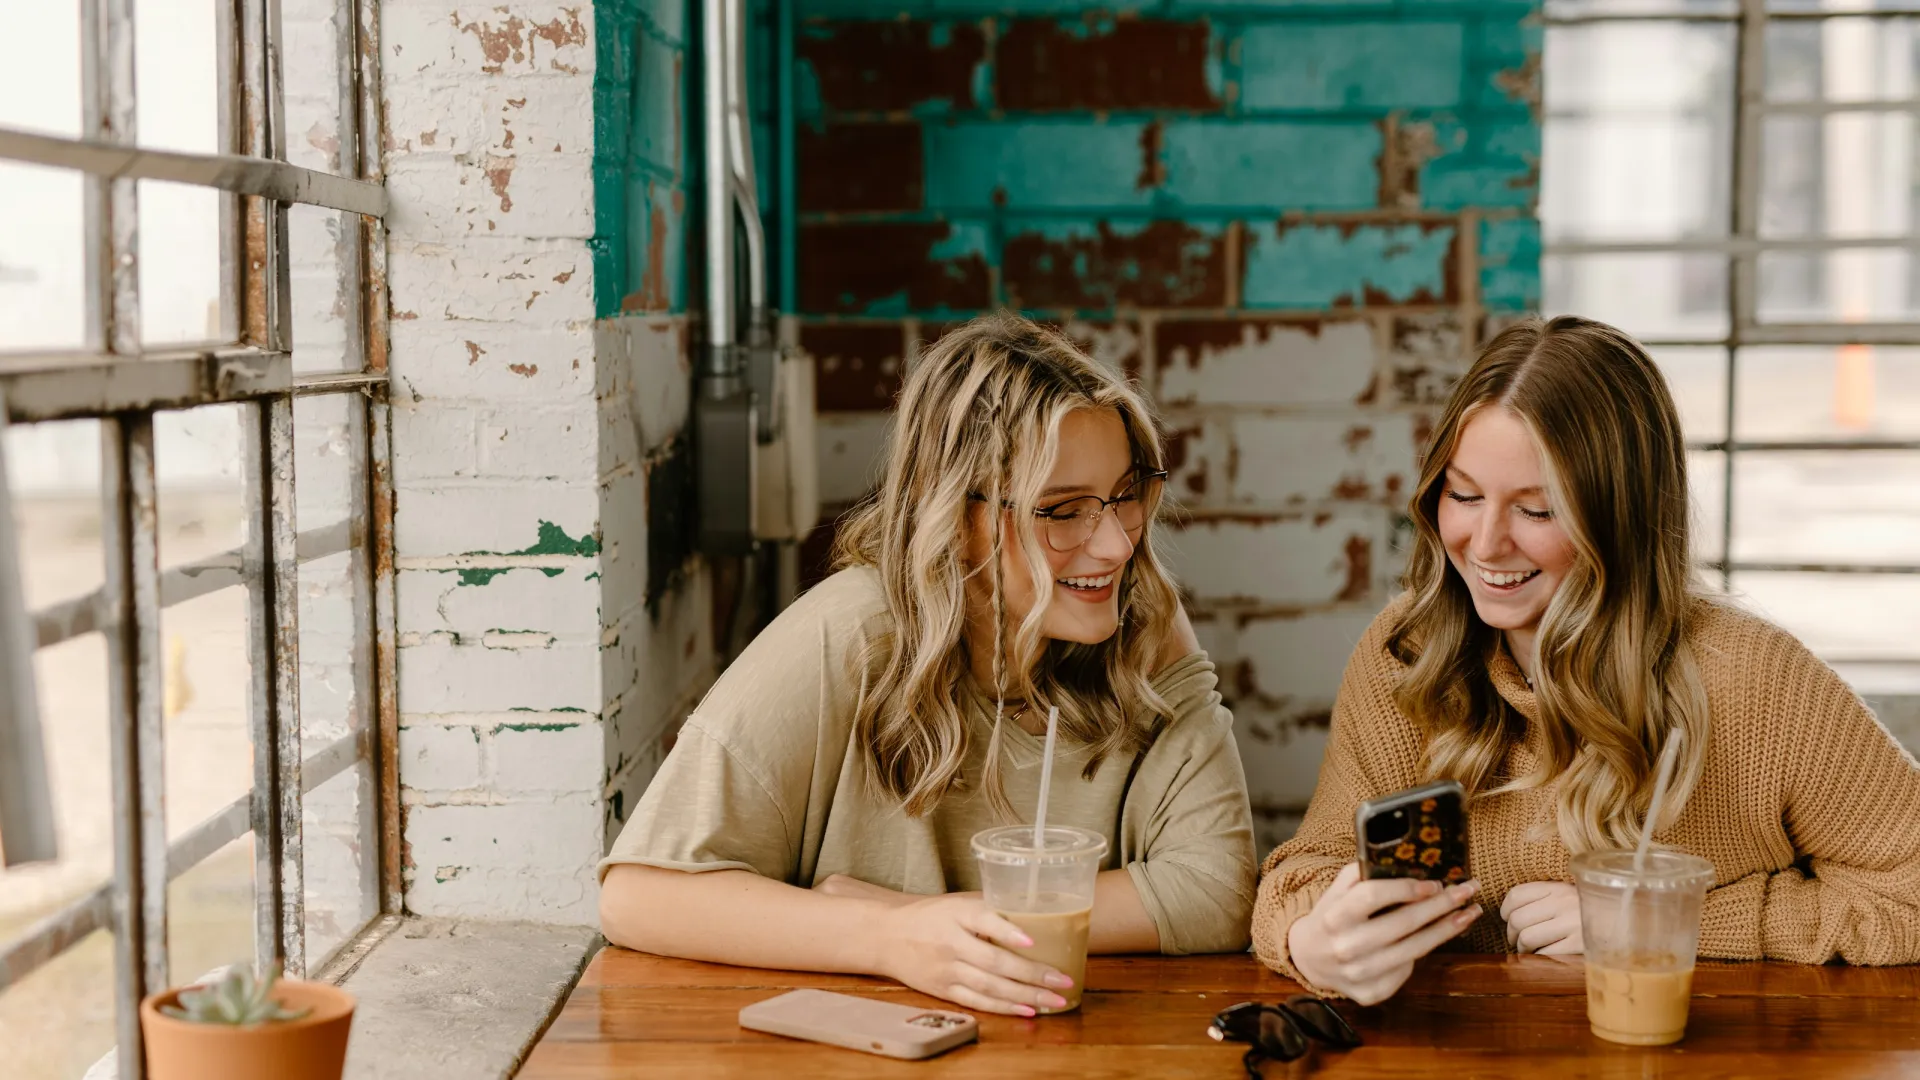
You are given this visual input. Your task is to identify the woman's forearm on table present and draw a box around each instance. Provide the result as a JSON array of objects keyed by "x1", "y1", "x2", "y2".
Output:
[
  {"x1": 1091, "y1": 868, "x2": 1162, "y2": 954},
  {"x1": 600, "y1": 864, "x2": 892, "y2": 975}
]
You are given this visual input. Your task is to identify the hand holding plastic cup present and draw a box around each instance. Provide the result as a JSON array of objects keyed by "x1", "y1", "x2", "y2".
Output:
[
  {"x1": 969, "y1": 705, "x2": 1106, "y2": 1015},
  {"x1": 971, "y1": 824, "x2": 1107, "y2": 1014}
]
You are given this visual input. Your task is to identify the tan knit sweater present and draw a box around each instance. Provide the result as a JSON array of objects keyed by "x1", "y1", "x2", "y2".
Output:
[{"x1": 1254, "y1": 594, "x2": 1920, "y2": 988}]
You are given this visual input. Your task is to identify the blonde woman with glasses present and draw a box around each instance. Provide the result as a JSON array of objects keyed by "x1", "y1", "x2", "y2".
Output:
[
  {"x1": 1256, "y1": 315, "x2": 1920, "y2": 1005},
  {"x1": 600, "y1": 312, "x2": 1258, "y2": 1016}
]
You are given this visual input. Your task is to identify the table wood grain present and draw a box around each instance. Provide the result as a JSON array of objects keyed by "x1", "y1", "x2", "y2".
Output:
[{"x1": 519, "y1": 949, "x2": 1920, "y2": 1079}]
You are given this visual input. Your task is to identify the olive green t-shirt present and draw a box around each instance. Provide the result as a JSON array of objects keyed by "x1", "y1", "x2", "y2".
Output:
[{"x1": 599, "y1": 566, "x2": 1258, "y2": 955}]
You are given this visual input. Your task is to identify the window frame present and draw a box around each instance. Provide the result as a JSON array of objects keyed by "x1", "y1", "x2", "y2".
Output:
[
  {"x1": 1544, "y1": 0, "x2": 1920, "y2": 666},
  {"x1": 0, "y1": 0, "x2": 395, "y2": 1076}
]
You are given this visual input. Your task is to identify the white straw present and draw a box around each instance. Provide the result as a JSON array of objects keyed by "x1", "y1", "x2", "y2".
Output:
[
  {"x1": 1636, "y1": 730, "x2": 1685, "y2": 873},
  {"x1": 1027, "y1": 706, "x2": 1060, "y2": 905}
]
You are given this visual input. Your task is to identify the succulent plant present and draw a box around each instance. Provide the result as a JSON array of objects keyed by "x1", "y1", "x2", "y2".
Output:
[{"x1": 160, "y1": 962, "x2": 312, "y2": 1026}]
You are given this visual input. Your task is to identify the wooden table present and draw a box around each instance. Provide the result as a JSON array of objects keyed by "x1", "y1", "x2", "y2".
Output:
[{"x1": 519, "y1": 949, "x2": 1920, "y2": 1078}]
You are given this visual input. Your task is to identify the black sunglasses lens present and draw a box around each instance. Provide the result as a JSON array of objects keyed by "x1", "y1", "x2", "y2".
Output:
[
  {"x1": 1286, "y1": 997, "x2": 1361, "y2": 1048},
  {"x1": 1214, "y1": 1002, "x2": 1264, "y2": 1042},
  {"x1": 1258, "y1": 1009, "x2": 1309, "y2": 1061}
]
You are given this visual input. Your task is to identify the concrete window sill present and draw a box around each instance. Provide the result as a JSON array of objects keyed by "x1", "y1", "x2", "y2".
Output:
[{"x1": 87, "y1": 917, "x2": 600, "y2": 1080}]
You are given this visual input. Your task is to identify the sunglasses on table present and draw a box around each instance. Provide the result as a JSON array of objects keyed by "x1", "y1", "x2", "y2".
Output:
[
  {"x1": 1208, "y1": 997, "x2": 1362, "y2": 1078},
  {"x1": 968, "y1": 469, "x2": 1169, "y2": 553}
]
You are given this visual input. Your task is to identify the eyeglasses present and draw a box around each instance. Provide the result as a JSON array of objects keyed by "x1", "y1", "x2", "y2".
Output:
[
  {"x1": 970, "y1": 470, "x2": 1169, "y2": 553},
  {"x1": 1208, "y1": 997, "x2": 1361, "y2": 1078}
]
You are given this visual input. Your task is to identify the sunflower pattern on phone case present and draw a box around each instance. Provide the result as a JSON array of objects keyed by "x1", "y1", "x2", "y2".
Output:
[{"x1": 1363, "y1": 796, "x2": 1469, "y2": 883}]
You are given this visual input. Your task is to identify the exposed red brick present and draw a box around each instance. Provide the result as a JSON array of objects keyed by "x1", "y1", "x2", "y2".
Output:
[
  {"x1": 996, "y1": 19, "x2": 1219, "y2": 111},
  {"x1": 798, "y1": 21, "x2": 986, "y2": 113},
  {"x1": 1153, "y1": 318, "x2": 1328, "y2": 373},
  {"x1": 799, "y1": 123, "x2": 924, "y2": 213},
  {"x1": 802, "y1": 323, "x2": 907, "y2": 411},
  {"x1": 1137, "y1": 120, "x2": 1165, "y2": 190},
  {"x1": 799, "y1": 504, "x2": 859, "y2": 591},
  {"x1": 1338, "y1": 534, "x2": 1372, "y2": 602},
  {"x1": 1003, "y1": 221, "x2": 1226, "y2": 310},
  {"x1": 798, "y1": 221, "x2": 991, "y2": 315}
]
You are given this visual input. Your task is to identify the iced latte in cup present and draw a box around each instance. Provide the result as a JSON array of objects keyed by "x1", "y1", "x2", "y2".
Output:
[
  {"x1": 971, "y1": 825, "x2": 1107, "y2": 1014},
  {"x1": 1571, "y1": 849, "x2": 1716, "y2": 1046}
]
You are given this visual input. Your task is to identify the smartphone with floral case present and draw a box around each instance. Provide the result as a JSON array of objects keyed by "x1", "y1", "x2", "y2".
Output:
[{"x1": 1355, "y1": 780, "x2": 1469, "y2": 884}]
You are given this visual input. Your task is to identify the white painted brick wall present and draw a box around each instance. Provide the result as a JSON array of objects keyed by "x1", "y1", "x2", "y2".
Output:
[
  {"x1": 401, "y1": 724, "x2": 485, "y2": 791},
  {"x1": 494, "y1": 723, "x2": 604, "y2": 794},
  {"x1": 1156, "y1": 318, "x2": 1377, "y2": 407},
  {"x1": 1164, "y1": 512, "x2": 1386, "y2": 608}
]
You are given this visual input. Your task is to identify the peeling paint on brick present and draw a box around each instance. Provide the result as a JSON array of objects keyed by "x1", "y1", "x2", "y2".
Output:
[
  {"x1": 1003, "y1": 220, "x2": 1227, "y2": 311},
  {"x1": 803, "y1": 323, "x2": 906, "y2": 410},
  {"x1": 799, "y1": 221, "x2": 991, "y2": 315},
  {"x1": 799, "y1": 123, "x2": 924, "y2": 213},
  {"x1": 797, "y1": 20, "x2": 986, "y2": 114},
  {"x1": 996, "y1": 18, "x2": 1219, "y2": 112}
]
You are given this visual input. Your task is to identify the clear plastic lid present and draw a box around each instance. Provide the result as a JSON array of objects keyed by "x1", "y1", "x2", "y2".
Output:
[
  {"x1": 1570, "y1": 849, "x2": 1716, "y2": 892},
  {"x1": 970, "y1": 825, "x2": 1109, "y2": 866}
]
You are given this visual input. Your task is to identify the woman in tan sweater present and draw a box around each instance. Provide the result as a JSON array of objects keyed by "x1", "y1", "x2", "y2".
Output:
[
  {"x1": 601, "y1": 313, "x2": 1257, "y2": 1016},
  {"x1": 1257, "y1": 315, "x2": 1920, "y2": 1004}
]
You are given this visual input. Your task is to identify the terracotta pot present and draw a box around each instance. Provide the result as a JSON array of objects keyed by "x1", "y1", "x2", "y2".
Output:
[{"x1": 139, "y1": 980, "x2": 355, "y2": 1080}]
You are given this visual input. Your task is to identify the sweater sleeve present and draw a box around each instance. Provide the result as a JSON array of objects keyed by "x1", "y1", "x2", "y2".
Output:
[
  {"x1": 1122, "y1": 654, "x2": 1261, "y2": 957},
  {"x1": 1697, "y1": 638, "x2": 1920, "y2": 965},
  {"x1": 1250, "y1": 606, "x2": 1424, "y2": 988}
]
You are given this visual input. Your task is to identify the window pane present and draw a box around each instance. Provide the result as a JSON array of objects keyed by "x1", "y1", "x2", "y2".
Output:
[
  {"x1": 135, "y1": 0, "x2": 220, "y2": 156},
  {"x1": 294, "y1": 393, "x2": 379, "y2": 965},
  {"x1": 1736, "y1": 345, "x2": 1920, "y2": 440},
  {"x1": 1760, "y1": 114, "x2": 1913, "y2": 241},
  {"x1": 1728, "y1": 571, "x2": 1920, "y2": 661},
  {"x1": 0, "y1": 1, "x2": 81, "y2": 137},
  {"x1": 1548, "y1": 0, "x2": 1737, "y2": 18},
  {"x1": 1765, "y1": 16, "x2": 1920, "y2": 103},
  {"x1": 1690, "y1": 448, "x2": 1728, "y2": 564},
  {"x1": 284, "y1": 1, "x2": 351, "y2": 177},
  {"x1": 1653, "y1": 345, "x2": 1729, "y2": 443},
  {"x1": 0, "y1": 163, "x2": 86, "y2": 353},
  {"x1": 0, "y1": 929, "x2": 116, "y2": 1080},
  {"x1": 0, "y1": 420, "x2": 117, "y2": 1080},
  {"x1": 1758, "y1": 248, "x2": 1920, "y2": 323},
  {"x1": 1544, "y1": 253, "x2": 1729, "y2": 341},
  {"x1": 139, "y1": 180, "x2": 225, "y2": 345},
  {"x1": 1730, "y1": 450, "x2": 1920, "y2": 564},
  {"x1": 154, "y1": 405, "x2": 258, "y2": 977},
  {"x1": 1544, "y1": 23, "x2": 1735, "y2": 241},
  {"x1": 290, "y1": 204, "x2": 358, "y2": 375}
]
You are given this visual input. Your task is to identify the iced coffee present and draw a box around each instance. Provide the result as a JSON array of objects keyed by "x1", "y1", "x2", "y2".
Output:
[
  {"x1": 1570, "y1": 849, "x2": 1716, "y2": 1046},
  {"x1": 971, "y1": 825, "x2": 1106, "y2": 1014}
]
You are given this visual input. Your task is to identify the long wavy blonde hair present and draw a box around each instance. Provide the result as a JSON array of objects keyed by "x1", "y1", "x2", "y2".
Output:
[
  {"x1": 1389, "y1": 315, "x2": 1713, "y2": 854},
  {"x1": 831, "y1": 312, "x2": 1181, "y2": 819}
]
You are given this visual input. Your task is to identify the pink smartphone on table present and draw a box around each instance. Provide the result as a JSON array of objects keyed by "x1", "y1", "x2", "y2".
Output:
[{"x1": 738, "y1": 989, "x2": 979, "y2": 1060}]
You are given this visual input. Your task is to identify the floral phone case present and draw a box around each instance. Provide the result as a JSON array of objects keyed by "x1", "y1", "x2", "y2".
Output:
[{"x1": 1355, "y1": 780, "x2": 1469, "y2": 884}]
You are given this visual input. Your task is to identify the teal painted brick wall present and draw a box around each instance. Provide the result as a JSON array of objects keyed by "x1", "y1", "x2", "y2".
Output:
[
  {"x1": 593, "y1": 0, "x2": 693, "y2": 318},
  {"x1": 789, "y1": 2, "x2": 1540, "y2": 319},
  {"x1": 786, "y1": 1, "x2": 1542, "y2": 849}
]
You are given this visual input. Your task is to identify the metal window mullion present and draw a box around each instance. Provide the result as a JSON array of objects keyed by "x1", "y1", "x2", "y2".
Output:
[
  {"x1": 1722, "y1": 0, "x2": 1768, "y2": 589},
  {"x1": 100, "y1": 416, "x2": 167, "y2": 1080},
  {"x1": 245, "y1": 395, "x2": 304, "y2": 976},
  {"x1": 216, "y1": 0, "x2": 242, "y2": 343},
  {"x1": 240, "y1": 0, "x2": 292, "y2": 352}
]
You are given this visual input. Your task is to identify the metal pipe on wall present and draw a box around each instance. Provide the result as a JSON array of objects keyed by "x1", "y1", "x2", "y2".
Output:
[{"x1": 696, "y1": 0, "x2": 757, "y2": 552}]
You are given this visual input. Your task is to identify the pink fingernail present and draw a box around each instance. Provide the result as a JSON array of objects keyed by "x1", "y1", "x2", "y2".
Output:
[
  {"x1": 1018, "y1": 1005, "x2": 1035, "y2": 1017},
  {"x1": 1017, "y1": 935, "x2": 1034, "y2": 947}
]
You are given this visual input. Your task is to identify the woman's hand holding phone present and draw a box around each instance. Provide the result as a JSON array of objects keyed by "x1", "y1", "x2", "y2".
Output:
[{"x1": 1286, "y1": 863, "x2": 1483, "y2": 1005}]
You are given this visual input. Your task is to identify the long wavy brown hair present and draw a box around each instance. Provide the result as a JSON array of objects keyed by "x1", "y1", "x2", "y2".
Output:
[
  {"x1": 1389, "y1": 315, "x2": 1713, "y2": 853},
  {"x1": 831, "y1": 312, "x2": 1181, "y2": 819}
]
